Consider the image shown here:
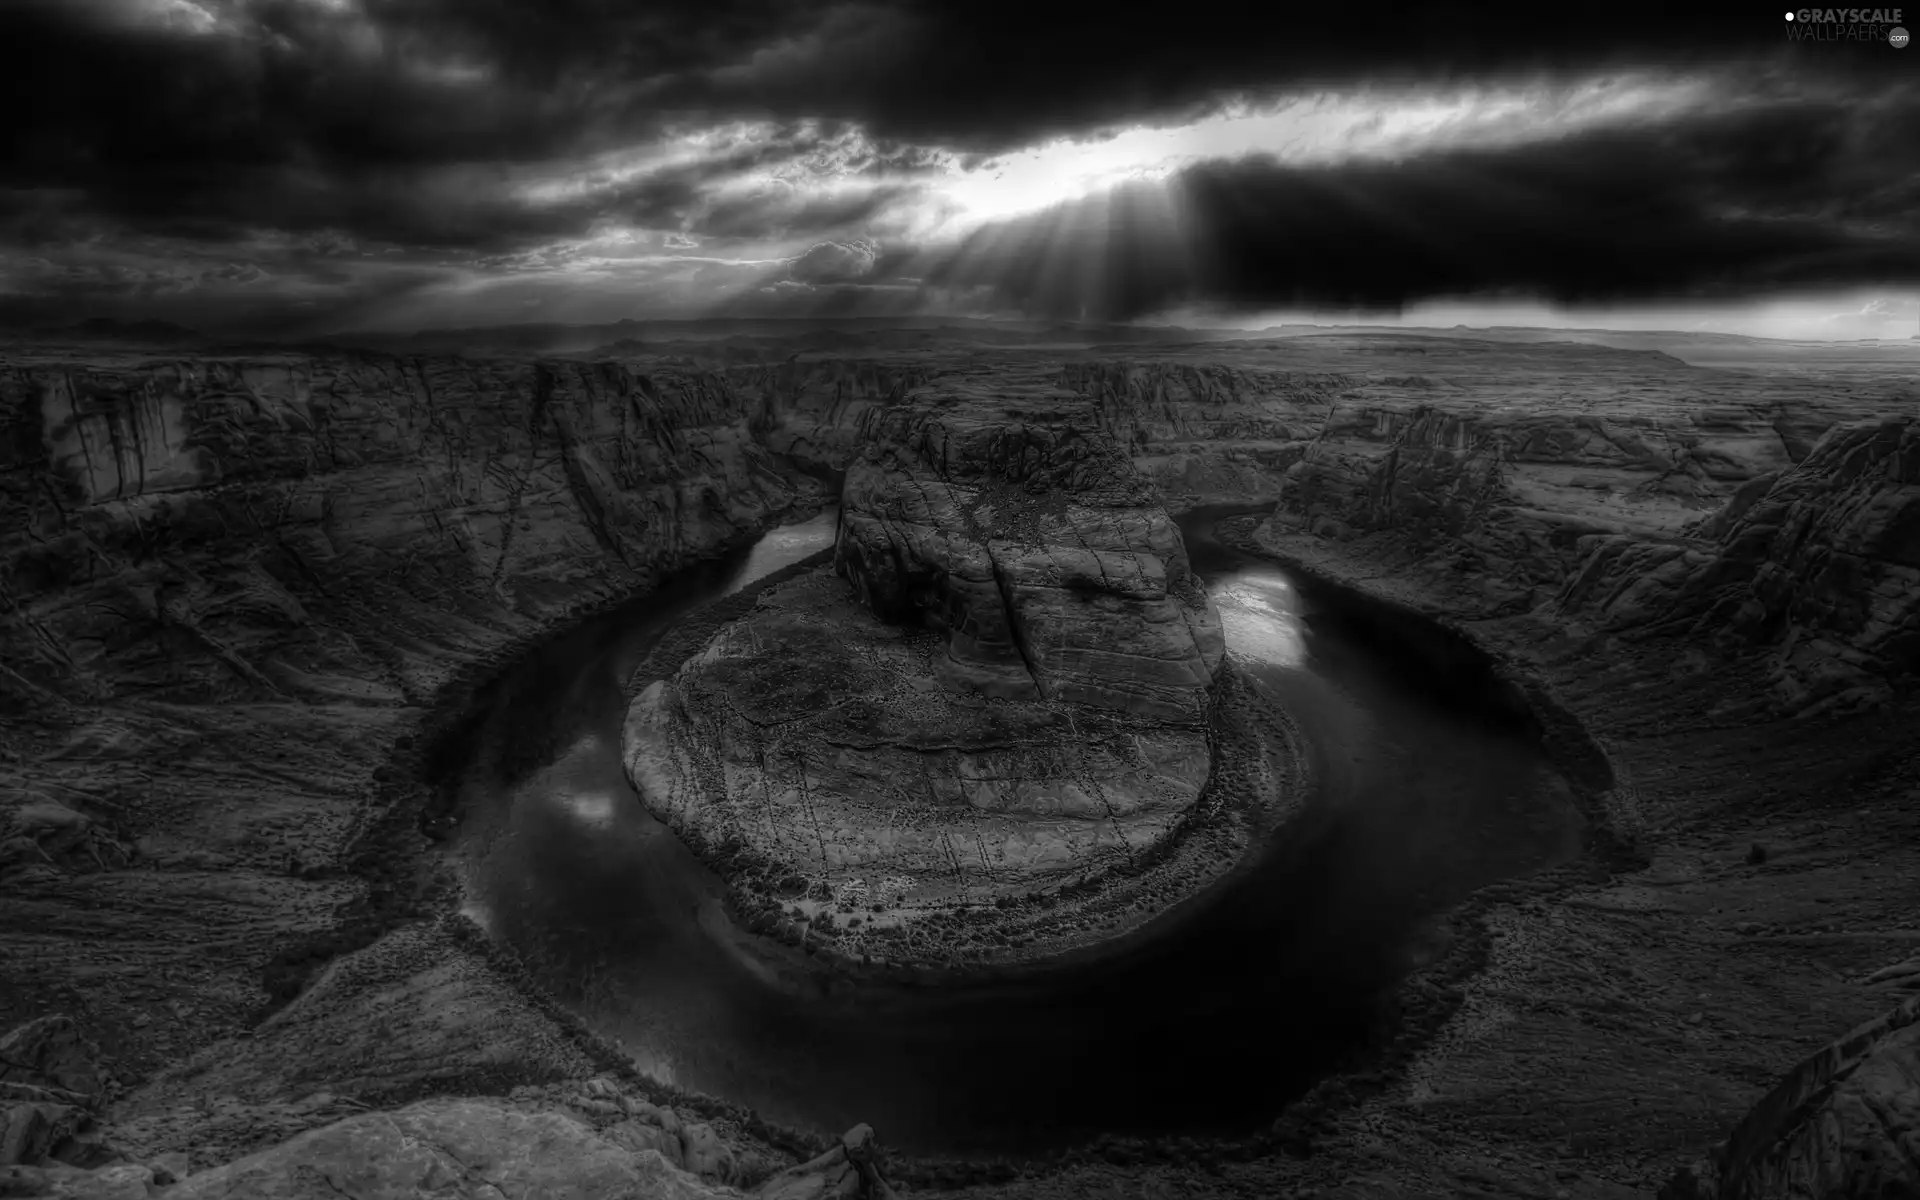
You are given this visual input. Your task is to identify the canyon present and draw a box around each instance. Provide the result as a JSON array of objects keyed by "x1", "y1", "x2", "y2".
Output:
[{"x1": 1, "y1": 329, "x2": 1916, "y2": 1198}]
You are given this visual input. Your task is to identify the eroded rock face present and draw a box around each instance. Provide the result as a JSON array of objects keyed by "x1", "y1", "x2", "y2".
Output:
[
  {"x1": 625, "y1": 397, "x2": 1234, "y2": 967},
  {"x1": 1558, "y1": 417, "x2": 1920, "y2": 716},
  {"x1": 1711, "y1": 995, "x2": 1920, "y2": 1200},
  {"x1": 1247, "y1": 383, "x2": 1920, "y2": 715},
  {"x1": 1271, "y1": 402, "x2": 1798, "y2": 609},
  {"x1": 729, "y1": 359, "x2": 936, "y2": 476},
  {"x1": 1061, "y1": 361, "x2": 1340, "y2": 507},
  {"x1": 834, "y1": 398, "x2": 1225, "y2": 720},
  {"x1": 627, "y1": 571, "x2": 1211, "y2": 901},
  {"x1": 0, "y1": 352, "x2": 826, "y2": 1092},
  {"x1": 0, "y1": 356, "x2": 817, "y2": 710}
]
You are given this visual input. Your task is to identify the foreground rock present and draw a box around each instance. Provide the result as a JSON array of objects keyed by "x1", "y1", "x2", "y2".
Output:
[
  {"x1": 1662, "y1": 995, "x2": 1920, "y2": 1200},
  {"x1": 624, "y1": 397, "x2": 1279, "y2": 971},
  {"x1": 8, "y1": 1094, "x2": 898, "y2": 1200}
]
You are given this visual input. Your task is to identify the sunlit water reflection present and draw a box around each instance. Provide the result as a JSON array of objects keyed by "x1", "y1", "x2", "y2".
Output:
[{"x1": 1212, "y1": 568, "x2": 1309, "y2": 669}]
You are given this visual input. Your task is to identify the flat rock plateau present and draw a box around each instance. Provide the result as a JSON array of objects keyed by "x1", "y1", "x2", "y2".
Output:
[{"x1": 1, "y1": 327, "x2": 1916, "y2": 1199}]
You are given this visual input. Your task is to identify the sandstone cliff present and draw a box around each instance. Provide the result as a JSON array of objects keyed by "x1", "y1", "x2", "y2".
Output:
[
  {"x1": 1, "y1": 356, "x2": 817, "y2": 711},
  {"x1": 1557, "y1": 416, "x2": 1920, "y2": 716},
  {"x1": 625, "y1": 570, "x2": 1213, "y2": 911},
  {"x1": 1191, "y1": 343, "x2": 1917, "y2": 715},
  {"x1": 623, "y1": 395, "x2": 1255, "y2": 971},
  {"x1": 1059, "y1": 360, "x2": 1344, "y2": 507},
  {"x1": 1266, "y1": 399, "x2": 1815, "y2": 608},
  {"x1": 0, "y1": 351, "x2": 827, "y2": 1115},
  {"x1": 727, "y1": 359, "x2": 936, "y2": 477},
  {"x1": 835, "y1": 397, "x2": 1225, "y2": 719}
]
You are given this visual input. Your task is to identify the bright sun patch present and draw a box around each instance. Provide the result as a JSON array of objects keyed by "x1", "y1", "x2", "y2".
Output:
[{"x1": 914, "y1": 72, "x2": 1716, "y2": 235}]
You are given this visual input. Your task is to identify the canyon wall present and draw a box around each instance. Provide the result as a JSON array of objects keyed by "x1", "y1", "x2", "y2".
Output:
[
  {"x1": 1060, "y1": 361, "x2": 1341, "y2": 506},
  {"x1": 726, "y1": 359, "x2": 936, "y2": 476},
  {"x1": 1156, "y1": 352, "x2": 1919, "y2": 716},
  {"x1": 0, "y1": 356, "x2": 819, "y2": 712},
  {"x1": 0, "y1": 351, "x2": 831, "y2": 1109},
  {"x1": 11, "y1": 343, "x2": 1890, "y2": 722},
  {"x1": 1556, "y1": 416, "x2": 1920, "y2": 716}
]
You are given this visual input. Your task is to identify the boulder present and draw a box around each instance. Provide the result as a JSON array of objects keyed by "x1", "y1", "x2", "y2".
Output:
[
  {"x1": 754, "y1": 1123, "x2": 895, "y2": 1200},
  {"x1": 678, "y1": 1121, "x2": 735, "y2": 1182},
  {"x1": 0, "y1": 1017, "x2": 112, "y2": 1101},
  {"x1": 0, "y1": 356, "x2": 820, "y2": 710},
  {"x1": 0, "y1": 1102, "x2": 85, "y2": 1168}
]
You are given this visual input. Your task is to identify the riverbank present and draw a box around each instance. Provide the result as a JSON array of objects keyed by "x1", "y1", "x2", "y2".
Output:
[
  {"x1": 1211, "y1": 516, "x2": 1639, "y2": 872},
  {"x1": 1081, "y1": 516, "x2": 1920, "y2": 1199}
]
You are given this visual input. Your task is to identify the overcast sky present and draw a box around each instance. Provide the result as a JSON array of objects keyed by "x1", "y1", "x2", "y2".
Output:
[{"x1": 3, "y1": 0, "x2": 1916, "y2": 339}]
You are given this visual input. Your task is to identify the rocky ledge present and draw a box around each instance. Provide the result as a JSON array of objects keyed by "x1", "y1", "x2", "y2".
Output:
[{"x1": 624, "y1": 396, "x2": 1303, "y2": 971}]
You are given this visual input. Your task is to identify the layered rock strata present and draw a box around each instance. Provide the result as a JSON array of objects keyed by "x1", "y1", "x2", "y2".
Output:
[
  {"x1": 1556, "y1": 416, "x2": 1920, "y2": 716},
  {"x1": 1, "y1": 356, "x2": 817, "y2": 710},
  {"x1": 1701, "y1": 994, "x2": 1920, "y2": 1200},
  {"x1": 1201, "y1": 345, "x2": 1919, "y2": 715},
  {"x1": 0, "y1": 351, "x2": 827, "y2": 1118},
  {"x1": 834, "y1": 399, "x2": 1225, "y2": 720},
  {"x1": 625, "y1": 398, "x2": 1257, "y2": 970}
]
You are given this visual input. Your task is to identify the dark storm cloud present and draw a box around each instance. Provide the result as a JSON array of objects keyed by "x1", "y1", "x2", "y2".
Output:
[
  {"x1": 7, "y1": 0, "x2": 1896, "y2": 244},
  {"x1": 691, "y1": 3, "x2": 1849, "y2": 152},
  {"x1": 2, "y1": 0, "x2": 1914, "y2": 333},
  {"x1": 355, "y1": 0, "x2": 1909, "y2": 154},
  {"x1": 0, "y1": 1, "x2": 942, "y2": 258},
  {"x1": 912, "y1": 90, "x2": 1920, "y2": 320}
]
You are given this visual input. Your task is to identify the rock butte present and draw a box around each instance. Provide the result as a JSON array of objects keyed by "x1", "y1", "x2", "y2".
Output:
[
  {"x1": 0, "y1": 330, "x2": 1916, "y2": 1197},
  {"x1": 624, "y1": 396, "x2": 1241, "y2": 965}
]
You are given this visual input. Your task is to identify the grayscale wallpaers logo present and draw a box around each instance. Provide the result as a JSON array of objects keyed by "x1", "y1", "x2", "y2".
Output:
[{"x1": 1784, "y1": 7, "x2": 1909, "y2": 41}]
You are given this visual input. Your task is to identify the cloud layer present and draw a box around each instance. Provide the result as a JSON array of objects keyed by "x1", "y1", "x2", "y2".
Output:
[
  {"x1": 914, "y1": 89, "x2": 1920, "y2": 320},
  {"x1": 2, "y1": 0, "x2": 1915, "y2": 335}
]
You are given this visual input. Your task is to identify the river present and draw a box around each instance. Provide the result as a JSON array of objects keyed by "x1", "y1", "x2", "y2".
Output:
[{"x1": 448, "y1": 506, "x2": 1583, "y2": 1156}]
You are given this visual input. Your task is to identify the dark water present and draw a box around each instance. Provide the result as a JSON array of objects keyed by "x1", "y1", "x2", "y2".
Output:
[{"x1": 449, "y1": 507, "x2": 1583, "y2": 1156}]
